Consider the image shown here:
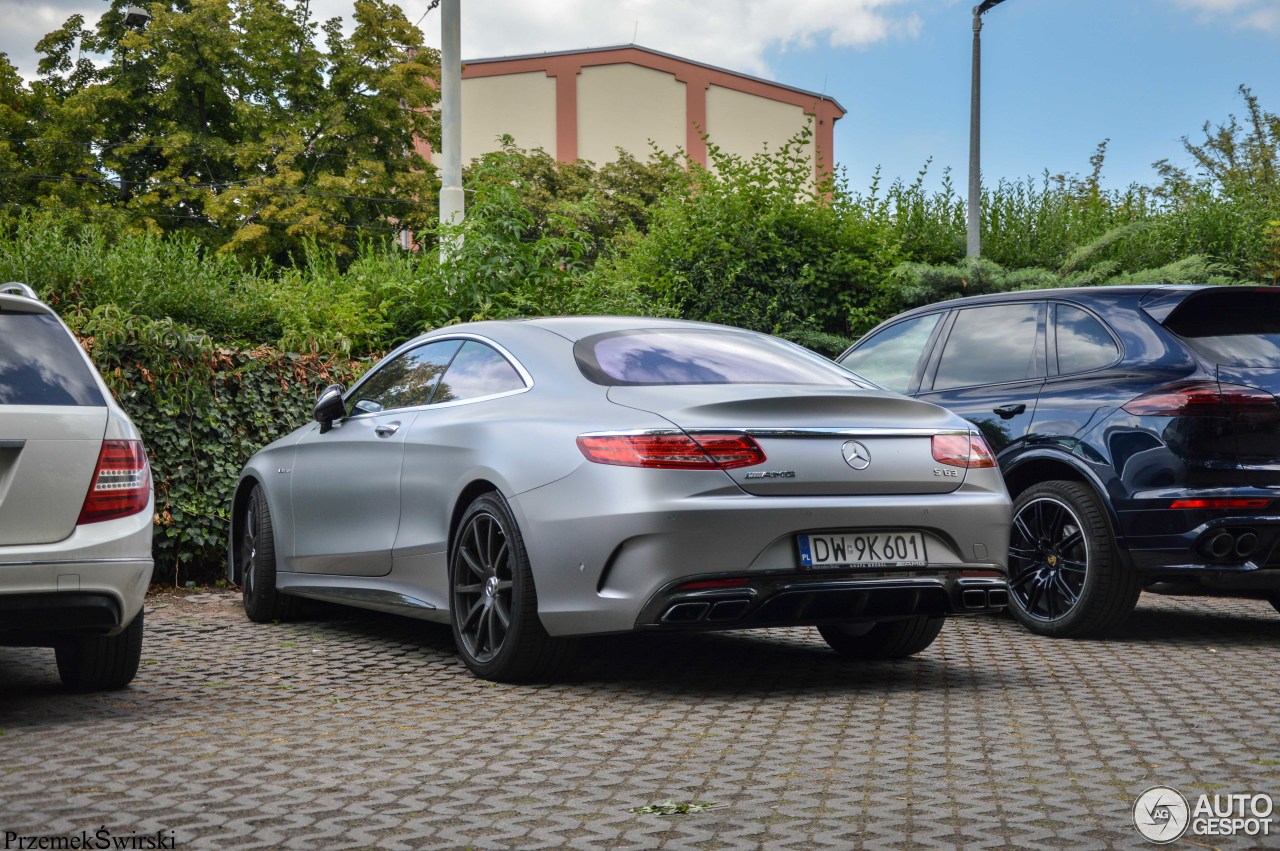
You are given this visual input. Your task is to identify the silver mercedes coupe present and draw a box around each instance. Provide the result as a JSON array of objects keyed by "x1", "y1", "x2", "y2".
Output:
[{"x1": 229, "y1": 317, "x2": 1012, "y2": 681}]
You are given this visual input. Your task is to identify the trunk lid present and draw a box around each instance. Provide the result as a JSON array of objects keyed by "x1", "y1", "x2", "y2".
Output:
[
  {"x1": 1, "y1": 305, "x2": 112, "y2": 545},
  {"x1": 607, "y1": 385, "x2": 968, "y2": 496},
  {"x1": 1218, "y1": 365, "x2": 1280, "y2": 471},
  {"x1": 0, "y1": 407, "x2": 108, "y2": 545},
  {"x1": 1154, "y1": 287, "x2": 1280, "y2": 476}
]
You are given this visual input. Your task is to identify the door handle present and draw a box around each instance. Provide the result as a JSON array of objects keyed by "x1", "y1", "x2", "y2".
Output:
[
  {"x1": 993, "y1": 403, "x2": 1026, "y2": 420},
  {"x1": 374, "y1": 423, "x2": 400, "y2": 437}
]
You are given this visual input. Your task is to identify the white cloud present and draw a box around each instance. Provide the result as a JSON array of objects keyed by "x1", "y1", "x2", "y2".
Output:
[
  {"x1": 1172, "y1": 0, "x2": 1280, "y2": 31},
  {"x1": 1, "y1": 0, "x2": 925, "y2": 82},
  {"x1": 1, "y1": 0, "x2": 100, "y2": 80},
  {"x1": 356, "y1": 0, "x2": 923, "y2": 77}
]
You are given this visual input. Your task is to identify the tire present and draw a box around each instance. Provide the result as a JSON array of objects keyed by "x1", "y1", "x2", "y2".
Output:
[
  {"x1": 240, "y1": 484, "x2": 298, "y2": 623},
  {"x1": 1007, "y1": 480, "x2": 1140, "y2": 638},
  {"x1": 449, "y1": 492, "x2": 573, "y2": 682},
  {"x1": 818, "y1": 616, "x2": 945, "y2": 660},
  {"x1": 56, "y1": 608, "x2": 144, "y2": 692},
  {"x1": 1266, "y1": 592, "x2": 1280, "y2": 615}
]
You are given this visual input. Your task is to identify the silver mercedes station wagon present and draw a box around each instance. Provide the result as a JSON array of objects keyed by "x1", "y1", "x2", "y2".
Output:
[
  {"x1": 0, "y1": 283, "x2": 153, "y2": 691},
  {"x1": 230, "y1": 317, "x2": 1011, "y2": 681}
]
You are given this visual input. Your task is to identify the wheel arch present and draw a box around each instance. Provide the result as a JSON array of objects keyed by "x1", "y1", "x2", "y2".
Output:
[
  {"x1": 227, "y1": 475, "x2": 263, "y2": 584},
  {"x1": 1002, "y1": 450, "x2": 1132, "y2": 568},
  {"x1": 448, "y1": 479, "x2": 504, "y2": 558}
]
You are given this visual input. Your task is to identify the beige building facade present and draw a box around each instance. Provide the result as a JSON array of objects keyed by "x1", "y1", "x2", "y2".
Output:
[{"x1": 427, "y1": 45, "x2": 845, "y2": 183}]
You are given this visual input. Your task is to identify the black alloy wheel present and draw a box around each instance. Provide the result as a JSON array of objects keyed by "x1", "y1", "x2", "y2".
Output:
[
  {"x1": 241, "y1": 484, "x2": 297, "y2": 623},
  {"x1": 1007, "y1": 480, "x2": 1140, "y2": 638},
  {"x1": 1010, "y1": 495, "x2": 1089, "y2": 621},
  {"x1": 449, "y1": 492, "x2": 573, "y2": 682},
  {"x1": 452, "y1": 507, "x2": 515, "y2": 664}
]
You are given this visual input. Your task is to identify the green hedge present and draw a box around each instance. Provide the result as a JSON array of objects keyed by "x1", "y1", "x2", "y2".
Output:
[{"x1": 67, "y1": 305, "x2": 367, "y2": 584}]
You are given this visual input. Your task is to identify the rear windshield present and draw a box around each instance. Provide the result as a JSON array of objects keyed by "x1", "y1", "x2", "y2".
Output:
[
  {"x1": 575, "y1": 329, "x2": 860, "y2": 387},
  {"x1": 0, "y1": 313, "x2": 105, "y2": 406},
  {"x1": 1163, "y1": 290, "x2": 1280, "y2": 367}
]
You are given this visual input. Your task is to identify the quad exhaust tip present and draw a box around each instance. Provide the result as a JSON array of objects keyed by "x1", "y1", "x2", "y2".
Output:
[
  {"x1": 962, "y1": 589, "x2": 1008, "y2": 609},
  {"x1": 1234, "y1": 531, "x2": 1258, "y2": 559},
  {"x1": 1200, "y1": 529, "x2": 1259, "y2": 561},
  {"x1": 662, "y1": 598, "x2": 753, "y2": 624},
  {"x1": 661, "y1": 602, "x2": 710, "y2": 623}
]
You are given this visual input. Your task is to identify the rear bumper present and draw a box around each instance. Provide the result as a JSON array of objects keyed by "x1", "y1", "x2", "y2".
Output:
[
  {"x1": 1118, "y1": 494, "x2": 1280, "y2": 588},
  {"x1": 0, "y1": 511, "x2": 153, "y2": 644},
  {"x1": 0, "y1": 591, "x2": 128, "y2": 644},
  {"x1": 511, "y1": 464, "x2": 1011, "y2": 637},
  {"x1": 636, "y1": 572, "x2": 1008, "y2": 630},
  {"x1": 0, "y1": 558, "x2": 151, "y2": 643}
]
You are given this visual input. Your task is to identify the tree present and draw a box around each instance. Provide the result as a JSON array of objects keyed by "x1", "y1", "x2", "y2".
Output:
[
  {"x1": 593, "y1": 128, "x2": 900, "y2": 350},
  {"x1": 9, "y1": 0, "x2": 440, "y2": 262},
  {"x1": 459, "y1": 139, "x2": 687, "y2": 263},
  {"x1": 0, "y1": 55, "x2": 42, "y2": 209},
  {"x1": 1151, "y1": 85, "x2": 1280, "y2": 278}
]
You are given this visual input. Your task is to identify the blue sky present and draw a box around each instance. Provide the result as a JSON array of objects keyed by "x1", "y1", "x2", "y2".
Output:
[
  {"x1": 3, "y1": 0, "x2": 1277, "y2": 193},
  {"x1": 765, "y1": 0, "x2": 1280, "y2": 193}
]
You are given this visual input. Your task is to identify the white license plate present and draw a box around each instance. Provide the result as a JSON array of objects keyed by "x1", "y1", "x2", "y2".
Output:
[{"x1": 798, "y1": 531, "x2": 928, "y2": 568}]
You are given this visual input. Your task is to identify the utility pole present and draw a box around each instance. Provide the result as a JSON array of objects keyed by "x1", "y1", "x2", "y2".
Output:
[
  {"x1": 968, "y1": 0, "x2": 1008, "y2": 258},
  {"x1": 438, "y1": 0, "x2": 464, "y2": 261}
]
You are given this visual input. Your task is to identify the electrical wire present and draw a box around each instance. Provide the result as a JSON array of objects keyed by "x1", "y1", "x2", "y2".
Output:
[
  {"x1": 0, "y1": 172, "x2": 436, "y2": 206},
  {"x1": 0, "y1": 200, "x2": 412, "y2": 234},
  {"x1": 413, "y1": 0, "x2": 442, "y2": 29},
  {"x1": 0, "y1": 172, "x2": 266, "y2": 190},
  {"x1": 0, "y1": 136, "x2": 431, "y2": 168}
]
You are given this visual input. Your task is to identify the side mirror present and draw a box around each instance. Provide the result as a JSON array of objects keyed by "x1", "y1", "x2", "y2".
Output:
[{"x1": 314, "y1": 384, "x2": 346, "y2": 433}]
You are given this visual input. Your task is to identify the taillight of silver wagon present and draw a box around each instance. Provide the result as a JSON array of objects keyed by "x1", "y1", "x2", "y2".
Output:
[{"x1": 77, "y1": 440, "x2": 151, "y2": 524}]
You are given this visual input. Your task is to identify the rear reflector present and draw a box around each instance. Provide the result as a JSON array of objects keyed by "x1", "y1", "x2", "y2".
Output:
[
  {"x1": 577, "y1": 432, "x2": 766, "y2": 470},
  {"x1": 77, "y1": 440, "x2": 151, "y2": 524},
  {"x1": 931, "y1": 433, "x2": 998, "y2": 469},
  {"x1": 1169, "y1": 498, "x2": 1270, "y2": 510},
  {"x1": 678, "y1": 578, "x2": 752, "y2": 591},
  {"x1": 1122, "y1": 381, "x2": 1279, "y2": 417}
]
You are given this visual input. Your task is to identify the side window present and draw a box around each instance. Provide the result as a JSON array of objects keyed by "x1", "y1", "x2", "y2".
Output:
[
  {"x1": 433, "y1": 341, "x2": 525, "y2": 404},
  {"x1": 350, "y1": 340, "x2": 462, "y2": 414},
  {"x1": 1056, "y1": 304, "x2": 1119, "y2": 374},
  {"x1": 838, "y1": 314, "x2": 941, "y2": 394},
  {"x1": 934, "y1": 303, "x2": 1040, "y2": 390}
]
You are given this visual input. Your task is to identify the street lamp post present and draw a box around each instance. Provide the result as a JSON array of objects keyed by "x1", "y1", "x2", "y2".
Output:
[
  {"x1": 438, "y1": 0, "x2": 464, "y2": 261},
  {"x1": 968, "y1": 0, "x2": 1008, "y2": 258},
  {"x1": 122, "y1": 6, "x2": 151, "y2": 28}
]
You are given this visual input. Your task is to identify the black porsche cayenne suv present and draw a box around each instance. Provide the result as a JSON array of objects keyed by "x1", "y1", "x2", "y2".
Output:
[{"x1": 838, "y1": 285, "x2": 1280, "y2": 637}]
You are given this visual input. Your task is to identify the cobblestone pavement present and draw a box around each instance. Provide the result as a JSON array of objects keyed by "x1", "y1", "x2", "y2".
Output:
[{"x1": 1, "y1": 591, "x2": 1278, "y2": 850}]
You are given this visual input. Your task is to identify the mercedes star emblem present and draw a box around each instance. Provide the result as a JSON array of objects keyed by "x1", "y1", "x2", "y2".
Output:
[{"x1": 842, "y1": 440, "x2": 871, "y2": 470}]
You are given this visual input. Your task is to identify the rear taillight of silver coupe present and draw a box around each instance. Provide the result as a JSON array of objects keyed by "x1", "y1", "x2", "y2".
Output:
[
  {"x1": 931, "y1": 433, "x2": 998, "y2": 469},
  {"x1": 577, "y1": 432, "x2": 766, "y2": 470},
  {"x1": 77, "y1": 439, "x2": 151, "y2": 524}
]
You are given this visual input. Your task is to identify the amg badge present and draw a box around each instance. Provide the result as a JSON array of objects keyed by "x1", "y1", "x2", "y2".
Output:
[{"x1": 744, "y1": 470, "x2": 796, "y2": 479}]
